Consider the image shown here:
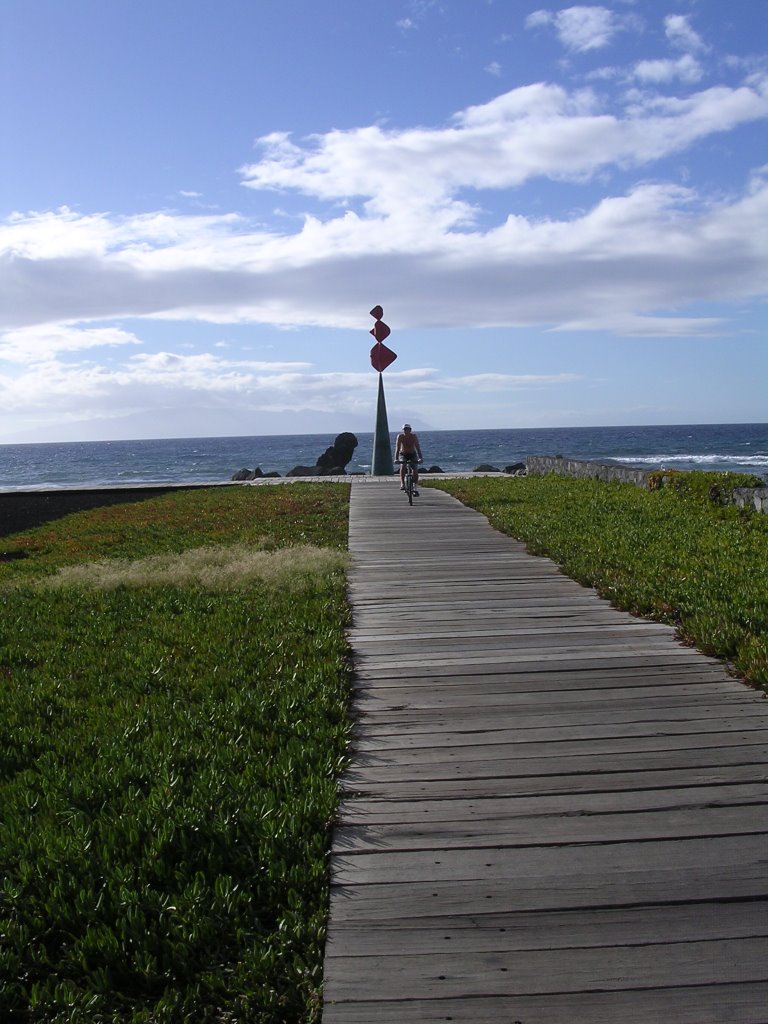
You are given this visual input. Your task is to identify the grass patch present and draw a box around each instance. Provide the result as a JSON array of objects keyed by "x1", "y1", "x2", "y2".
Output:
[
  {"x1": 38, "y1": 543, "x2": 348, "y2": 592},
  {"x1": 0, "y1": 485, "x2": 351, "y2": 1022},
  {"x1": 428, "y1": 473, "x2": 768, "y2": 690}
]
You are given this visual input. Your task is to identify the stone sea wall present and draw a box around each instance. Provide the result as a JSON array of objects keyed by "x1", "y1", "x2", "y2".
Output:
[
  {"x1": 526, "y1": 455, "x2": 768, "y2": 513},
  {"x1": 526, "y1": 455, "x2": 652, "y2": 487}
]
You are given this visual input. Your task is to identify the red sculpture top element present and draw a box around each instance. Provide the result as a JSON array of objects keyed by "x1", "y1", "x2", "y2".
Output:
[
  {"x1": 370, "y1": 343, "x2": 397, "y2": 372},
  {"x1": 368, "y1": 303, "x2": 397, "y2": 371},
  {"x1": 370, "y1": 320, "x2": 391, "y2": 342}
]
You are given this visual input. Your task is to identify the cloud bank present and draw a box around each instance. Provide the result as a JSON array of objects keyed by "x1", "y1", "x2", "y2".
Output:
[{"x1": 2, "y1": 75, "x2": 767, "y2": 343}]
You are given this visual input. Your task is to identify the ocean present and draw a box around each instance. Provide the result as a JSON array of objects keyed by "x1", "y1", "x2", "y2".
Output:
[{"x1": 0, "y1": 423, "x2": 766, "y2": 492}]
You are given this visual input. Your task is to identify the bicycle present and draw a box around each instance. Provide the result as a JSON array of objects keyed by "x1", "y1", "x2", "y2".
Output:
[{"x1": 398, "y1": 457, "x2": 419, "y2": 505}]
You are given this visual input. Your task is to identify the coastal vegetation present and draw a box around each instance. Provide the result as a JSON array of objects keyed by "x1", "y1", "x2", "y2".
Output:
[
  {"x1": 0, "y1": 484, "x2": 351, "y2": 1023},
  {"x1": 430, "y1": 471, "x2": 768, "y2": 690}
]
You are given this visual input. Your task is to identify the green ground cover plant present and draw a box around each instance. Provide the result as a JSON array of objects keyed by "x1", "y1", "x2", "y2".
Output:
[
  {"x1": 430, "y1": 472, "x2": 768, "y2": 690},
  {"x1": 0, "y1": 484, "x2": 351, "y2": 1023}
]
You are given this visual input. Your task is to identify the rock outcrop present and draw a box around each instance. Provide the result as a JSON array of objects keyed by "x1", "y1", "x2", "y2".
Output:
[
  {"x1": 315, "y1": 432, "x2": 359, "y2": 472},
  {"x1": 233, "y1": 433, "x2": 360, "y2": 480}
]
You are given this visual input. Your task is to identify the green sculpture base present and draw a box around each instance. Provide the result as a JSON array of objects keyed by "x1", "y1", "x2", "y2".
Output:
[{"x1": 371, "y1": 373, "x2": 394, "y2": 475}]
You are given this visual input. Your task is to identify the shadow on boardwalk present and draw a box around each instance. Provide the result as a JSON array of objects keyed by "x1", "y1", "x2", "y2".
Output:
[{"x1": 322, "y1": 480, "x2": 768, "y2": 1024}]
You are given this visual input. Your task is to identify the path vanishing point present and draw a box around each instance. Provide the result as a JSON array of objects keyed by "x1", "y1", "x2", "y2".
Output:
[{"x1": 320, "y1": 478, "x2": 768, "y2": 1023}]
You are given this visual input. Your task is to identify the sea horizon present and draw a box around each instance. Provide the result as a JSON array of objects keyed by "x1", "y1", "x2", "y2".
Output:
[{"x1": 1, "y1": 422, "x2": 766, "y2": 492}]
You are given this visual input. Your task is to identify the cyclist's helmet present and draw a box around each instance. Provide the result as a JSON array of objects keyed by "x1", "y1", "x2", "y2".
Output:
[{"x1": 403, "y1": 423, "x2": 412, "y2": 430}]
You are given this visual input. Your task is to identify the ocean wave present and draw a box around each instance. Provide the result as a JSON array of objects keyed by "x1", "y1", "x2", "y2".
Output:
[{"x1": 611, "y1": 454, "x2": 768, "y2": 467}]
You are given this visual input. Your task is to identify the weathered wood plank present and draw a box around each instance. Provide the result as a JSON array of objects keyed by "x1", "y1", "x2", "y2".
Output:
[
  {"x1": 325, "y1": 899, "x2": 768, "y2": 954},
  {"x1": 339, "y1": 782, "x2": 768, "y2": 822},
  {"x1": 330, "y1": 833, "x2": 767, "y2": 885},
  {"x1": 351, "y1": 689, "x2": 756, "y2": 721},
  {"x1": 322, "y1": 983, "x2": 768, "y2": 1024},
  {"x1": 332, "y1": 803, "x2": 768, "y2": 851},
  {"x1": 345, "y1": 730, "x2": 767, "y2": 766},
  {"x1": 324, "y1": 936, "x2": 767, "y2": 1000},
  {"x1": 351, "y1": 664, "x2": 742, "y2": 691},
  {"x1": 327, "y1": 868, "x2": 767, "y2": 920},
  {"x1": 351, "y1": 709, "x2": 768, "y2": 749},
  {"x1": 345, "y1": 761, "x2": 767, "y2": 799}
]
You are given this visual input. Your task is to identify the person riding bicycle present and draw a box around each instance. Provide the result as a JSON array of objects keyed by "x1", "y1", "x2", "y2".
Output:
[{"x1": 395, "y1": 423, "x2": 423, "y2": 495}]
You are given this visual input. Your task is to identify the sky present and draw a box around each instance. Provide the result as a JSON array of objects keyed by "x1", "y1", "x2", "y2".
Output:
[{"x1": 1, "y1": 0, "x2": 767, "y2": 443}]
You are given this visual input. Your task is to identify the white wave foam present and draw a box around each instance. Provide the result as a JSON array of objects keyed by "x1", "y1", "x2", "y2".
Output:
[{"x1": 611, "y1": 454, "x2": 768, "y2": 467}]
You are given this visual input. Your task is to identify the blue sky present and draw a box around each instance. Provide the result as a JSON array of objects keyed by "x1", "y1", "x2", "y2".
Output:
[{"x1": 1, "y1": 0, "x2": 766, "y2": 442}]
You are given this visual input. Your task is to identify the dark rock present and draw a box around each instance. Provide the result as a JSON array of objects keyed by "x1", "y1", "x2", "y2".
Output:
[
  {"x1": 264, "y1": 471, "x2": 281, "y2": 477},
  {"x1": 316, "y1": 432, "x2": 358, "y2": 471},
  {"x1": 473, "y1": 464, "x2": 501, "y2": 473},
  {"x1": 422, "y1": 465, "x2": 444, "y2": 474},
  {"x1": 504, "y1": 462, "x2": 526, "y2": 476},
  {"x1": 233, "y1": 432, "x2": 358, "y2": 481}
]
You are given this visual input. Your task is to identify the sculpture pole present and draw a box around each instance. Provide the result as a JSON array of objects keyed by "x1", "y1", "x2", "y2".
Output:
[
  {"x1": 368, "y1": 306, "x2": 397, "y2": 476},
  {"x1": 371, "y1": 372, "x2": 394, "y2": 476}
]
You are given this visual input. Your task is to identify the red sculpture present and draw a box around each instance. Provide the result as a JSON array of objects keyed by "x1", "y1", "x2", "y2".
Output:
[{"x1": 369, "y1": 305, "x2": 397, "y2": 371}]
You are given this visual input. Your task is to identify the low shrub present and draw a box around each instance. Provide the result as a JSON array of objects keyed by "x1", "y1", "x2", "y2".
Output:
[{"x1": 0, "y1": 485, "x2": 351, "y2": 1022}]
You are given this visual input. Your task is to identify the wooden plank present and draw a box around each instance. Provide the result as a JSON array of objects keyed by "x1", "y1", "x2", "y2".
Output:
[
  {"x1": 324, "y1": 936, "x2": 768, "y2": 1001},
  {"x1": 345, "y1": 762, "x2": 767, "y2": 800},
  {"x1": 327, "y1": 870, "x2": 767, "y2": 921},
  {"x1": 344, "y1": 745, "x2": 768, "y2": 790},
  {"x1": 330, "y1": 833, "x2": 768, "y2": 885},
  {"x1": 323, "y1": 983, "x2": 768, "y2": 1024},
  {"x1": 351, "y1": 709, "x2": 768, "y2": 749},
  {"x1": 354, "y1": 651, "x2": 725, "y2": 677},
  {"x1": 339, "y1": 782, "x2": 768, "y2": 822},
  {"x1": 332, "y1": 804, "x2": 768, "y2": 851},
  {"x1": 344, "y1": 730, "x2": 768, "y2": 765},
  {"x1": 350, "y1": 664, "x2": 743, "y2": 690},
  {"x1": 351, "y1": 689, "x2": 755, "y2": 720},
  {"x1": 325, "y1": 899, "x2": 768, "y2": 954}
]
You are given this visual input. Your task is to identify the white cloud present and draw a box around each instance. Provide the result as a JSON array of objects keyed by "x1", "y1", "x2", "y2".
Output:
[
  {"x1": 525, "y1": 10, "x2": 553, "y2": 30},
  {"x1": 525, "y1": 6, "x2": 619, "y2": 52},
  {"x1": 633, "y1": 55, "x2": 704, "y2": 84},
  {"x1": 1, "y1": 344, "x2": 584, "y2": 441},
  {"x1": 665, "y1": 14, "x2": 708, "y2": 54},
  {"x1": 239, "y1": 80, "x2": 768, "y2": 219},
  {"x1": 0, "y1": 324, "x2": 142, "y2": 364},
  {"x1": 1, "y1": 81, "x2": 767, "y2": 343},
  {"x1": 485, "y1": 61, "x2": 502, "y2": 77}
]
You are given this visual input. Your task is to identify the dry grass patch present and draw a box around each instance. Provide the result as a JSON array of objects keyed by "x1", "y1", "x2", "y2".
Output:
[{"x1": 38, "y1": 542, "x2": 349, "y2": 591}]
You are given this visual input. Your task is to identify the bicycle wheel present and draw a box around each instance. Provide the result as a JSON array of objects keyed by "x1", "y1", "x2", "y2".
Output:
[{"x1": 406, "y1": 463, "x2": 414, "y2": 505}]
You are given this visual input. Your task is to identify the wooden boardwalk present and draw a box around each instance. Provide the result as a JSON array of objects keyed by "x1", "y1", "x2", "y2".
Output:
[{"x1": 322, "y1": 480, "x2": 768, "y2": 1023}]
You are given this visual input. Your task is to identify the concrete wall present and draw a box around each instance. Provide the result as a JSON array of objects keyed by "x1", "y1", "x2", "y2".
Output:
[
  {"x1": 0, "y1": 484, "x2": 229, "y2": 540},
  {"x1": 733, "y1": 487, "x2": 768, "y2": 513},
  {"x1": 525, "y1": 455, "x2": 653, "y2": 487},
  {"x1": 526, "y1": 455, "x2": 767, "y2": 513}
]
